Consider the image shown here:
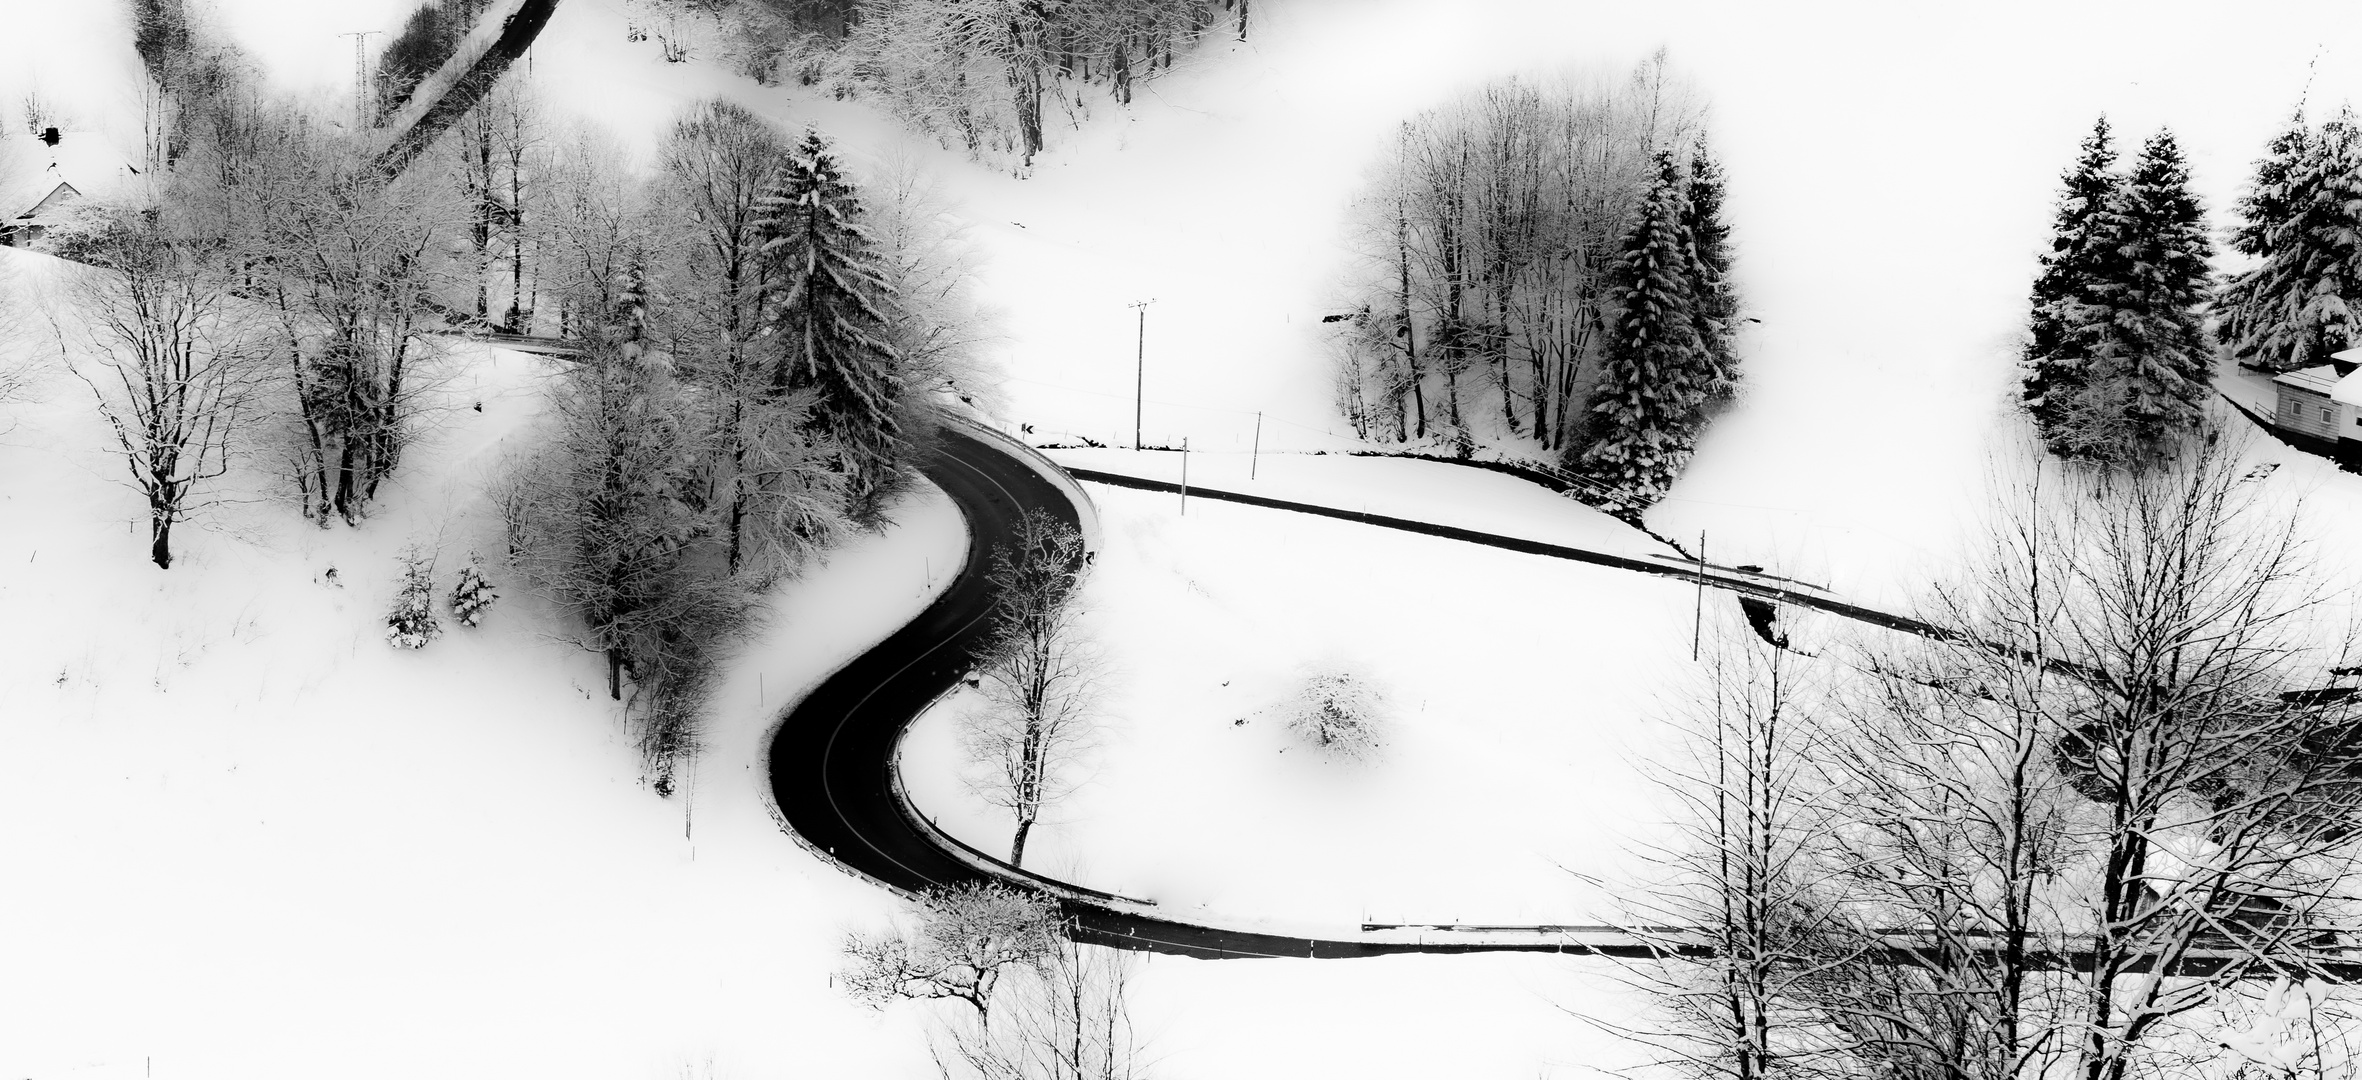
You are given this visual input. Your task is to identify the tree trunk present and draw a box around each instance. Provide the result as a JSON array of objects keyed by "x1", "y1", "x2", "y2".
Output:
[
  {"x1": 1010, "y1": 812, "x2": 1035, "y2": 867},
  {"x1": 149, "y1": 513, "x2": 173, "y2": 569}
]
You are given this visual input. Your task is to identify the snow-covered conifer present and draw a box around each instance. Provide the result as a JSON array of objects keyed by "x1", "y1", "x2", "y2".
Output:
[
  {"x1": 757, "y1": 128, "x2": 907, "y2": 517},
  {"x1": 385, "y1": 546, "x2": 441, "y2": 649},
  {"x1": 1575, "y1": 151, "x2": 1706, "y2": 510},
  {"x1": 448, "y1": 555, "x2": 499, "y2": 627},
  {"x1": 1683, "y1": 135, "x2": 1740, "y2": 401},
  {"x1": 2217, "y1": 110, "x2": 2362, "y2": 372},
  {"x1": 2022, "y1": 116, "x2": 2122, "y2": 447},
  {"x1": 2058, "y1": 129, "x2": 2215, "y2": 460}
]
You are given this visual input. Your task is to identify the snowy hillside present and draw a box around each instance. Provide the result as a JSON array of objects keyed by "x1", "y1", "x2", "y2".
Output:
[{"x1": 11, "y1": 0, "x2": 2362, "y2": 1078}]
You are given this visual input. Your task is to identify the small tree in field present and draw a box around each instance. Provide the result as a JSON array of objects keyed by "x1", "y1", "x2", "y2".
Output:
[
  {"x1": 385, "y1": 545, "x2": 441, "y2": 649},
  {"x1": 964, "y1": 511, "x2": 1101, "y2": 867},
  {"x1": 448, "y1": 554, "x2": 498, "y2": 627},
  {"x1": 48, "y1": 206, "x2": 260, "y2": 570},
  {"x1": 838, "y1": 882, "x2": 1061, "y2": 1021}
]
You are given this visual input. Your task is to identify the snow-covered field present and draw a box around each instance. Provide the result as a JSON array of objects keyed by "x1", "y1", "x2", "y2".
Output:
[{"x1": 12, "y1": 0, "x2": 2362, "y2": 1077}]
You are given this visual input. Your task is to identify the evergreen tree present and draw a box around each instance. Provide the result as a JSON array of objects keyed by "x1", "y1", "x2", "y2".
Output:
[
  {"x1": 2064, "y1": 129, "x2": 2216, "y2": 459},
  {"x1": 2022, "y1": 117, "x2": 2123, "y2": 444},
  {"x1": 1683, "y1": 134, "x2": 1740, "y2": 401},
  {"x1": 2217, "y1": 110, "x2": 2362, "y2": 372},
  {"x1": 757, "y1": 128, "x2": 908, "y2": 517},
  {"x1": 1575, "y1": 152, "x2": 1706, "y2": 511},
  {"x1": 449, "y1": 555, "x2": 499, "y2": 627},
  {"x1": 386, "y1": 546, "x2": 442, "y2": 649}
]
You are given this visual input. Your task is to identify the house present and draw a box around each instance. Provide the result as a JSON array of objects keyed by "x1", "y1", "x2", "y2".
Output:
[
  {"x1": 2269, "y1": 348, "x2": 2362, "y2": 455},
  {"x1": 2, "y1": 127, "x2": 139, "y2": 248}
]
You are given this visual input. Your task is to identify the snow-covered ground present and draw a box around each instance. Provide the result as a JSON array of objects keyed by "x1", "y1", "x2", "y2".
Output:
[
  {"x1": 13, "y1": 0, "x2": 2362, "y2": 1077},
  {"x1": 904, "y1": 478, "x2": 1702, "y2": 929}
]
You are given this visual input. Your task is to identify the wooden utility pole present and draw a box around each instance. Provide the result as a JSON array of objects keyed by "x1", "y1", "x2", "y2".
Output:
[
  {"x1": 1692, "y1": 531, "x2": 1707, "y2": 661},
  {"x1": 1129, "y1": 299, "x2": 1155, "y2": 450},
  {"x1": 1180, "y1": 436, "x2": 1190, "y2": 515},
  {"x1": 1251, "y1": 411, "x2": 1263, "y2": 480}
]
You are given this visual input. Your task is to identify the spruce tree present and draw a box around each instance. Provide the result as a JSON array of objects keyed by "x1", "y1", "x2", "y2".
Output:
[
  {"x1": 2023, "y1": 117, "x2": 2123, "y2": 445},
  {"x1": 1683, "y1": 135, "x2": 1740, "y2": 401},
  {"x1": 1575, "y1": 152, "x2": 1705, "y2": 511},
  {"x1": 2067, "y1": 129, "x2": 2215, "y2": 459},
  {"x1": 2218, "y1": 110, "x2": 2362, "y2": 372},
  {"x1": 757, "y1": 128, "x2": 907, "y2": 516}
]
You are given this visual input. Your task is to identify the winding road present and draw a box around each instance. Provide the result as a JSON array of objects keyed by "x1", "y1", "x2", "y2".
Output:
[{"x1": 766, "y1": 420, "x2": 1701, "y2": 959}]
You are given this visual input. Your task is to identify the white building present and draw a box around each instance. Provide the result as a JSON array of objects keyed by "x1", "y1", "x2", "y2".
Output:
[{"x1": 2, "y1": 127, "x2": 140, "y2": 248}]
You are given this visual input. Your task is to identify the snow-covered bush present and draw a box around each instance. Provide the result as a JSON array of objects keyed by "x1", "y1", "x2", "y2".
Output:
[
  {"x1": 385, "y1": 547, "x2": 441, "y2": 649},
  {"x1": 1285, "y1": 663, "x2": 1386, "y2": 760},
  {"x1": 448, "y1": 555, "x2": 498, "y2": 627}
]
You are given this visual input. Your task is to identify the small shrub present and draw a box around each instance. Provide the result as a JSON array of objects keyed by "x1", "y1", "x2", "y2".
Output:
[
  {"x1": 1286, "y1": 663, "x2": 1385, "y2": 760},
  {"x1": 448, "y1": 555, "x2": 499, "y2": 627},
  {"x1": 385, "y1": 546, "x2": 441, "y2": 649}
]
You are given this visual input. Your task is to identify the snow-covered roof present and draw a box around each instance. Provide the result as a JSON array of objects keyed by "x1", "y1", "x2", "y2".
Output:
[
  {"x1": 3, "y1": 129, "x2": 139, "y2": 219},
  {"x1": 2272, "y1": 365, "x2": 2343, "y2": 396},
  {"x1": 2335, "y1": 368, "x2": 2362, "y2": 409}
]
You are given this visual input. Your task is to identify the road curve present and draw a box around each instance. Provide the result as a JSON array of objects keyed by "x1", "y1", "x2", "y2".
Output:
[{"x1": 766, "y1": 421, "x2": 1668, "y2": 960}]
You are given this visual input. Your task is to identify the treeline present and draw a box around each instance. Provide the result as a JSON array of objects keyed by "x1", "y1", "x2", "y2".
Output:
[
  {"x1": 1331, "y1": 60, "x2": 1739, "y2": 511},
  {"x1": 620, "y1": 0, "x2": 1252, "y2": 165}
]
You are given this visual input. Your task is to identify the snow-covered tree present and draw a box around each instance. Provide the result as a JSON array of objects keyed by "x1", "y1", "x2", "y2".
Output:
[
  {"x1": 757, "y1": 128, "x2": 907, "y2": 517},
  {"x1": 838, "y1": 881, "x2": 1061, "y2": 1021},
  {"x1": 46, "y1": 206, "x2": 263, "y2": 570},
  {"x1": 2022, "y1": 116, "x2": 2123, "y2": 450},
  {"x1": 964, "y1": 511, "x2": 1100, "y2": 867},
  {"x1": 448, "y1": 554, "x2": 498, "y2": 627},
  {"x1": 1575, "y1": 151, "x2": 1709, "y2": 510},
  {"x1": 1683, "y1": 134, "x2": 1740, "y2": 403},
  {"x1": 2217, "y1": 110, "x2": 2362, "y2": 373},
  {"x1": 2053, "y1": 129, "x2": 2215, "y2": 461},
  {"x1": 385, "y1": 546, "x2": 441, "y2": 649}
]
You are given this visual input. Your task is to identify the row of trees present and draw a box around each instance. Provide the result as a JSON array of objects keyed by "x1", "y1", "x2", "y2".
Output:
[
  {"x1": 2021, "y1": 119, "x2": 2215, "y2": 464},
  {"x1": 1331, "y1": 60, "x2": 1738, "y2": 510},
  {"x1": 504, "y1": 105, "x2": 931, "y2": 790},
  {"x1": 626, "y1": 0, "x2": 1251, "y2": 166},
  {"x1": 1631, "y1": 438, "x2": 2362, "y2": 1080}
]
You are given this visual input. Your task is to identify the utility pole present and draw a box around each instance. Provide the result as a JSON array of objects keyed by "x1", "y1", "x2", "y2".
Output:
[
  {"x1": 340, "y1": 30, "x2": 382, "y2": 128},
  {"x1": 1180, "y1": 436, "x2": 1189, "y2": 515},
  {"x1": 1129, "y1": 299, "x2": 1155, "y2": 450},
  {"x1": 1251, "y1": 411, "x2": 1263, "y2": 480},
  {"x1": 1691, "y1": 530, "x2": 1707, "y2": 661}
]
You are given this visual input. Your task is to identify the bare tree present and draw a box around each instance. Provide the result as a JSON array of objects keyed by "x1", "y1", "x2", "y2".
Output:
[
  {"x1": 863, "y1": 149, "x2": 1006, "y2": 415},
  {"x1": 964, "y1": 511, "x2": 1101, "y2": 867},
  {"x1": 838, "y1": 882, "x2": 1147, "y2": 1080},
  {"x1": 45, "y1": 207, "x2": 261, "y2": 569},
  {"x1": 839, "y1": 882, "x2": 1062, "y2": 1022},
  {"x1": 936, "y1": 935, "x2": 1149, "y2": 1080},
  {"x1": 1613, "y1": 616, "x2": 1851, "y2": 1080},
  {"x1": 1335, "y1": 62, "x2": 1694, "y2": 456},
  {"x1": 1988, "y1": 440, "x2": 2362, "y2": 1080},
  {"x1": 185, "y1": 104, "x2": 458, "y2": 524}
]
